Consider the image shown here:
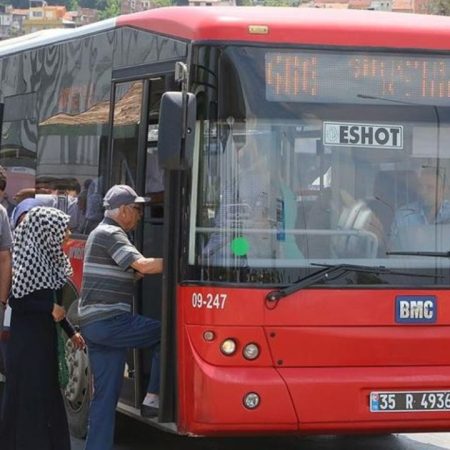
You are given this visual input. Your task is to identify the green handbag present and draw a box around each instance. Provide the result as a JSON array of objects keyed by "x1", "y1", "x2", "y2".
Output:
[
  {"x1": 54, "y1": 288, "x2": 69, "y2": 389},
  {"x1": 57, "y1": 325, "x2": 70, "y2": 389}
]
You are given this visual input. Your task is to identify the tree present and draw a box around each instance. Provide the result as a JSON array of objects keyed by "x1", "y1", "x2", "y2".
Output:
[
  {"x1": 77, "y1": 0, "x2": 99, "y2": 8},
  {"x1": 262, "y1": 0, "x2": 293, "y2": 5},
  {"x1": 98, "y1": 0, "x2": 119, "y2": 18},
  {"x1": 428, "y1": 0, "x2": 450, "y2": 15},
  {"x1": 152, "y1": 0, "x2": 172, "y2": 7}
]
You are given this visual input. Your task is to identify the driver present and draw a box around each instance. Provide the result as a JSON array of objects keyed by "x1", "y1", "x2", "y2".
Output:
[{"x1": 390, "y1": 166, "x2": 450, "y2": 242}]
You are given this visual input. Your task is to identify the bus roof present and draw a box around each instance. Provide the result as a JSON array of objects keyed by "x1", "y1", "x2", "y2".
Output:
[
  {"x1": 118, "y1": 6, "x2": 450, "y2": 51},
  {"x1": 1, "y1": 7, "x2": 450, "y2": 57},
  {"x1": 0, "y1": 18, "x2": 115, "y2": 57}
]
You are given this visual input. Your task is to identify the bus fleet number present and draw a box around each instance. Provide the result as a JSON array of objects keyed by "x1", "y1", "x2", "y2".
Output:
[{"x1": 192, "y1": 293, "x2": 227, "y2": 309}]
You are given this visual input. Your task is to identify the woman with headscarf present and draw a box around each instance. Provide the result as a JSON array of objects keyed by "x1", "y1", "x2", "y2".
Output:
[
  {"x1": 8, "y1": 199, "x2": 84, "y2": 341},
  {"x1": 0, "y1": 206, "x2": 80, "y2": 450}
]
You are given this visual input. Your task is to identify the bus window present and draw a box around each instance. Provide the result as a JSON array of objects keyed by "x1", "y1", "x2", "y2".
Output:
[
  {"x1": 145, "y1": 77, "x2": 166, "y2": 220},
  {"x1": 110, "y1": 80, "x2": 143, "y2": 188},
  {"x1": 191, "y1": 45, "x2": 450, "y2": 284},
  {"x1": 0, "y1": 94, "x2": 37, "y2": 217}
]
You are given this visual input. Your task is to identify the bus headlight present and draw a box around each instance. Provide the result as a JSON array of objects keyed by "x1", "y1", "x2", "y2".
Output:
[
  {"x1": 243, "y1": 392, "x2": 260, "y2": 409},
  {"x1": 243, "y1": 343, "x2": 260, "y2": 360},
  {"x1": 220, "y1": 338, "x2": 237, "y2": 356}
]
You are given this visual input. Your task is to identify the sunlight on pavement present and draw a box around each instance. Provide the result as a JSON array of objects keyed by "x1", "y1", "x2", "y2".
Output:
[{"x1": 402, "y1": 433, "x2": 450, "y2": 449}]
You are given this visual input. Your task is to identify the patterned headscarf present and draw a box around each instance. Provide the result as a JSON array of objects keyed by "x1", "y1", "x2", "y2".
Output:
[{"x1": 12, "y1": 206, "x2": 73, "y2": 298}]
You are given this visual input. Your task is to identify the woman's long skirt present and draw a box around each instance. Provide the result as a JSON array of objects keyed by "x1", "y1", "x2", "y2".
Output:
[{"x1": 0, "y1": 288, "x2": 71, "y2": 450}]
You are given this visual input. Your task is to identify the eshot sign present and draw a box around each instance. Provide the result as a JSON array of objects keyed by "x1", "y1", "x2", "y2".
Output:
[{"x1": 323, "y1": 122, "x2": 403, "y2": 149}]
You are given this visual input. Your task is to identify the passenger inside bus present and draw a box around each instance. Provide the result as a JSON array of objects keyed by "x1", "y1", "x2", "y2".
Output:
[
  {"x1": 145, "y1": 125, "x2": 164, "y2": 218},
  {"x1": 296, "y1": 186, "x2": 333, "y2": 258},
  {"x1": 332, "y1": 190, "x2": 382, "y2": 259},
  {"x1": 390, "y1": 166, "x2": 450, "y2": 250},
  {"x1": 203, "y1": 121, "x2": 304, "y2": 262},
  {"x1": 297, "y1": 166, "x2": 383, "y2": 259},
  {"x1": 366, "y1": 169, "x2": 420, "y2": 247}
]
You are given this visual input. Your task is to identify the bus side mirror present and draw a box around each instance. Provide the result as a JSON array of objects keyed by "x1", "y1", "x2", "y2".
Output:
[{"x1": 158, "y1": 91, "x2": 196, "y2": 170}]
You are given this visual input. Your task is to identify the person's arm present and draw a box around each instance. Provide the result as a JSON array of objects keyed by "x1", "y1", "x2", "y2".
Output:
[
  {"x1": 107, "y1": 229, "x2": 163, "y2": 275},
  {"x1": 0, "y1": 250, "x2": 11, "y2": 306},
  {"x1": 60, "y1": 317, "x2": 76, "y2": 337},
  {"x1": 52, "y1": 303, "x2": 65, "y2": 321},
  {"x1": 131, "y1": 257, "x2": 163, "y2": 275},
  {"x1": 60, "y1": 317, "x2": 85, "y2": 350}
]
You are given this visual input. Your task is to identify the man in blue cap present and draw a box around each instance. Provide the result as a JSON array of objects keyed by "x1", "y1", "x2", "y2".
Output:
[{"x1": 79, "y1": 185, "x2": 163, "y2": 450}]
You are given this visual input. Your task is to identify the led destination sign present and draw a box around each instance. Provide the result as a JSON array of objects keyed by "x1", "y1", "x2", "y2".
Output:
[{"x1": 265, "y1": 51, "x2": 450, "y2": 105}]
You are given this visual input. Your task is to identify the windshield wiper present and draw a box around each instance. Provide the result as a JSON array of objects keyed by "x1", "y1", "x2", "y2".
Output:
[
  {"x1": 387, "y1": 251, "x2": 450, "y2": 258},
  {"x1": 266, "y1": 263, "x2": 438, "y2": 302}
]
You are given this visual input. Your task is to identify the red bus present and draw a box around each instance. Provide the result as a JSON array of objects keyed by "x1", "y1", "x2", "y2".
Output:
[{"x1": 3, "y1": 6, "x2": 450, "y2": 438}]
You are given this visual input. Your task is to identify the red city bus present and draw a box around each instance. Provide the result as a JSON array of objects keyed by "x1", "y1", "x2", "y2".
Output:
[{"x1": 3, "y1": 6, "x2": 450, "y2": 437}]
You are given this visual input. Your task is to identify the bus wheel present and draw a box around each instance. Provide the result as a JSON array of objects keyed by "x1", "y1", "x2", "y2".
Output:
[{"x1": 63, "y1": 340, "x2": 91, "y2": 439}]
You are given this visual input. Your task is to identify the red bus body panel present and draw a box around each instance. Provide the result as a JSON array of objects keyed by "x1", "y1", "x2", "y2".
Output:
[
  {"x1": 177, "y1": 286, "x2": 450, "y2": 435},
  {"x1": 67, "y1": 7, "x2": 450, "y2": 435},
  {"x1": 118, "y1": 7, "x2": 450, "y2": 50},
  {"x1": 65, "y1": 239, "x2": 85, "y2": 290}
]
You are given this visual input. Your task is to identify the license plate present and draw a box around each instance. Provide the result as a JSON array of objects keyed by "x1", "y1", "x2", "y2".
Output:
[{"x1": 370, "y1": 391, "x2": 450, "y2": 412}]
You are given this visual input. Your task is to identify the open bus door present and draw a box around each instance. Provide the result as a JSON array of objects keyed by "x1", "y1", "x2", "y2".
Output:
[
  {"x1": 107, "y1": 70, "x2": 179, "y2": 427},
  {"x1": 65, "y1": 64, "x2": 193, "y2": 437}
]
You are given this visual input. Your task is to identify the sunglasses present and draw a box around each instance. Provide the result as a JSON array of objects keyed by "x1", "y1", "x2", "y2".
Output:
[{"x1": 128, "y1": 204, "x2": 143, "y2": 213}]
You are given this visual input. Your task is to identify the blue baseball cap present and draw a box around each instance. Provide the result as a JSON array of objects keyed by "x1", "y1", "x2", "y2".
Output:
[{"x1": 103, "y1": 185, "x2": 149, "y2": 210}]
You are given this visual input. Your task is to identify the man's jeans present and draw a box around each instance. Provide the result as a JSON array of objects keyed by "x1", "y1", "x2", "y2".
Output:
[{"x1": 82, "y1": 313, "x2": 160, "y2": 450}]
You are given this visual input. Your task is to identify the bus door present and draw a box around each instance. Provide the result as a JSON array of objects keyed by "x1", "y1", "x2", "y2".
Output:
[{"x1": 109, "y1": 71, "x2": 177, "y2": 421}]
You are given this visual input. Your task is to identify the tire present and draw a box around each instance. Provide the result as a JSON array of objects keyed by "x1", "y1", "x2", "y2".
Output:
[
  {"x1": 63, "y1": 342, "x2": 91, "y2": 439},
  {"x1": 59, "y1": 281, "x2": 92, "y2": 439}
]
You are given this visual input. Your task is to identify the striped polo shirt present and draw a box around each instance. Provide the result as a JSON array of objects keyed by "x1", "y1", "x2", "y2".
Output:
[{"x1": 78, "y1": 217, "x2": 143, "y2": 326}]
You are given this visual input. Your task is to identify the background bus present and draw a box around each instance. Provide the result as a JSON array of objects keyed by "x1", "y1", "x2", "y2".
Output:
[{"x1": 2, "y1": 5, "x2": 450, "y2": 438}]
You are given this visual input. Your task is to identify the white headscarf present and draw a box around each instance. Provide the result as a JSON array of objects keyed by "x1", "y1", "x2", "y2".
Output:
[{"x1": 12, "y1": 206, "x2": 73, "y2": 298}]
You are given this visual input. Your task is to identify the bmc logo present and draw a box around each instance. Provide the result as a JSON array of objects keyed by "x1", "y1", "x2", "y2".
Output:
[{"x1": 395, "y1": 296, "x2": 437, "y2": 323}]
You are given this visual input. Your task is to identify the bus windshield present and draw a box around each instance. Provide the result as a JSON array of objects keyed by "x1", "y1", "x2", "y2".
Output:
[{"x1": 189, "y1": 45, "x2": 450, "y2": 285}]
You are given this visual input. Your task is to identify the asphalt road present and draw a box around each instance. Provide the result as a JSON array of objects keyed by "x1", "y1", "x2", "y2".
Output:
[
  {"x1": 70, "y1": 415, "x2": 450, "y2": 450},
  {"x1": 2, "y1": 382, "x2": 450, "y2": 450}
]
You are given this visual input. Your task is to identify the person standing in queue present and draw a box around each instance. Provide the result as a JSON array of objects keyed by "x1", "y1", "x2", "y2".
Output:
[
  {"x1": 0, "y1": 166, "x2": 14, "y2": 216},
  {"x1": 0, "y1": 206, "x2": 81, "y2": 450},
  {"x1": 78, "y1": 184, "x2": 163, "y2": 450},
  {"x1": 9, "y1": 197, "x2": 85, "y2": 347},
  {"x1": 0, "y1": 165, "x2": 12, "y2": 313},
  {"x1": 0, "y1": 184, "x2": 12, "y2": 372}
]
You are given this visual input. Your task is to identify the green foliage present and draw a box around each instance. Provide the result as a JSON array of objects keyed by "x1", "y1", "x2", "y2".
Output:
[
  {"x1": 428, "y1": 0, "x2": 450, "y2": 15},
  {"x1": 95, "y1": 0, "x2": 107, "y2": 10},
  {"x1": 7, "y1": 0, "x2": 305, "y2": 19},
  {"x1": 13, "y1": 0, "x2": 73, "y2": 6},
  {"x1": 261, "y1": 0, "x2": 297, "y2": 5},
  {"x1": 152, "y1": 0, "x2": 172, "y2": 7},
  {"x1": 98, "y1": 0, "x2": 120, "y2": 18}
]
